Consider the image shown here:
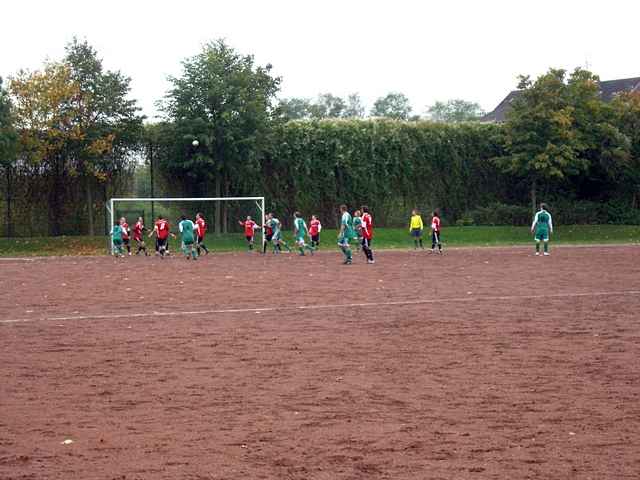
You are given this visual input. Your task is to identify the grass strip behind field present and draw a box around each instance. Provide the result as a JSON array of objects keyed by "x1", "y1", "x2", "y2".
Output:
[{"x1": 0, "y1": 225, "x2": 637, "y2": 257}]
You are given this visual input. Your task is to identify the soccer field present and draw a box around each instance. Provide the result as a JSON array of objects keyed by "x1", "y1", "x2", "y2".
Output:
[
  {"x1": 0, "y1": 224, "x2": 638, "y2": 257},
  {"x1": 1, "y1": 246, "x2": 639, "y2": 479}
]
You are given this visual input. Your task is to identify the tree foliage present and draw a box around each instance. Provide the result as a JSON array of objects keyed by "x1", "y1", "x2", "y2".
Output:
[
  {"x1": 262, "y1": 119, "x2": 507, "y2": 226},
  {"x1": 160, "y1": 39, "x2": 281, "y2": 232},
  {"x1": 278, "y1": 92, "x2": 366, "y2": 121},
  {"x1": 494, "y1": 68, "x2": 629, "y2": 212},
  {"x1": 371, "y1": 92, "x2": 412, "y2": 120},
  {"x1": 5, "y1": 40, "x2": 143, "y2": 235},
  {"x1": 427, "y1": 99, "x2": 485, "y2": 123},
  {"x1": 0, "y1": 77, "x2": 17, "y2": 165},
  {"x1": 277, "y1": 97, "x2": 312, "y2": 121},
  {"x1": 611, "y1": 91, "x2": 640, "y2": 206},
  {"x1": 0, "y1": 77, "x2": 19, "y2": 236}
]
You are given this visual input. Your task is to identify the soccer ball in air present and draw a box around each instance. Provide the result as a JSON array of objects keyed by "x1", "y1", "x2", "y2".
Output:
[{"x1": 192, "y1": 140, "x2": 199, "y2": 147}]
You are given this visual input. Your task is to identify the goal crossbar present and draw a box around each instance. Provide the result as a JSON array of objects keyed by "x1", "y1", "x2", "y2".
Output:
[{"x1": 108, "y1": 196, "x2": 266, "y2": 255}]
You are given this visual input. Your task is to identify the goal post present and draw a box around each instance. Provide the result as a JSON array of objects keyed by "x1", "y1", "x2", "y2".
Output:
[{"x1": 108, "y1": 196, "x2": 266, "y2": 255}]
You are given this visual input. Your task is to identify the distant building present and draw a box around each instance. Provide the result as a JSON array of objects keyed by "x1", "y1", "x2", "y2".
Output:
[{"x1": 481, "y1": 76, "x2": 640, "y2": 122}]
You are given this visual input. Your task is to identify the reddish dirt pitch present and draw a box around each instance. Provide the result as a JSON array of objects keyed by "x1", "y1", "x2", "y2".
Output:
[{"x1": 1, "y1": 246, "x2": 639, "y2": 480}]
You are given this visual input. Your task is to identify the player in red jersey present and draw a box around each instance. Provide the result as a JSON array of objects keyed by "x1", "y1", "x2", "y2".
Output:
[
  {"x1": 361, "y1": 206, "x2": 375, "y2": 264},
  {"x1": 238, "y1": 215, "x2": 258, "y2": 251},
  {"x1": 195, "y1": 212, "x2": 209, "y2": 255},
  {"x1": 262, "y1": 214, "x2": 274, "y2": 254},
  {"x1": 119, "y1": 217, "x2": 131, "y2": 256},
  {"x1": 309, "y1": 215, "x2": 322, "y2": 249},
  {"x1": 148, "y1": 215, "x2": 175, "y2": 258},
  {"x1": 132, "y1": 216, "x2": 148, "y2": 256},
  {"x1": 430, "y1": 210, "x2": 442, "y2": 254}
]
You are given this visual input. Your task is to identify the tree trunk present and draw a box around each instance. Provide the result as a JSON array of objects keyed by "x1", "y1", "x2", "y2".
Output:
[
  {"x1": 49, "y1": 157, "x2": 63, "y2": 236},
  {"x1": 214, "y1": 175, "x2": 221, "y2": 235},
  {"x1": 222, "y1": 176, "x2": 230, "y2": 234},
  {"x1": 531, "y1": 177, "x2": 537, "y2": 216},
  {"x1": 5, "y1": 167, "x2": 13, "y2": 238},
  {"x1": 86, "y1": 176, "x2": 95, "y2": 236}
]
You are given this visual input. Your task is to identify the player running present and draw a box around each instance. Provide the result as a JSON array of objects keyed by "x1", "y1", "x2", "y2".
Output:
[
  {"x1": 195, "y1": 212, "x2": 209, "y2": 255},
  {"x1": 110, "y1": 219, "x2": 124, "y2": 257},
  {"x1": 361, "y1": 205, "x2": 375, "y2": 264},
  {"x1": 132, "y1": 216, "x2": 148, "y2": 256},
  {"x1": 239, "y1": 215, "x2": 258, "y2": 251},
  {"x1": 430, "y1": 210, "x2": 443, "y2": 254},
  {"x1": 178, "y1": 215, "x2": 198, "y2": 260},
  {"x1": 268, "y1": 214, "x2": 291, "y2": 254},
  {"x1": 338, "y1": 204, "x2": 355, "y2": 265},
  {"x1": 309, "y1": 215, "x2": 322, "y2": 249},
  {"x1": 531, "y1": 203, "x2": 553, "y2": 256},
  {"x1": 409, "y1": 209, "x2": 424, "y2": 250},
  {"x1": 293, "y1": 211, "x2": 315, "y2": 256},
  {"x1": 120, "y1": 217, "x2": 131, "y2": 256}
]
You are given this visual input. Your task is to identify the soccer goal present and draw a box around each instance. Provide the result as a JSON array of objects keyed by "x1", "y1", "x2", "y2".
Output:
[{"x1": 106, "y1": 196, "x2": 265, "y2": 255}]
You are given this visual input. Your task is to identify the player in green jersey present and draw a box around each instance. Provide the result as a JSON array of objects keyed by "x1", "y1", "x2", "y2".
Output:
[
  {"x1": 531, "y1": 203, "x2": 553, "y2": 256},
  {"x1": 353, "y1": 210, "x2": 363, "y2": 248},
  {"x1": 266, "y1": 214, "x2": 291, "y2": 254},
  {"x1": 338, "y1": 204, "x2": 355, "y2": 264},
  {"x1": 178, "y1": 215, "x2": 198, "y2": 260},
  {"x1": 110, "y1": 220, "x2": 124, "y2": 257},
  {"x1": 293, "y1": 211, "x2": 315, "y2": 256}
]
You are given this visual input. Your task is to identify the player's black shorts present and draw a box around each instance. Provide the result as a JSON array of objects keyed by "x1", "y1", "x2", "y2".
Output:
[
  {"x1": 246, "y1": 235, "x2": 254, "y2": 242},
  {"x1": 123, "y1": 238, "x2": 130, "y2": 246},
  {"x1": 157, "y1": 237, "x2": 168, "y2": 249},
  {"x1": 265, "y1": 233, "x2": 273, "y2": 242},
  {"x1": 197, "y1": 235, "x2": 205, "y2": 243},
  {"x1": 311, "y1": 234, "x2": 320, "y2": 244}
]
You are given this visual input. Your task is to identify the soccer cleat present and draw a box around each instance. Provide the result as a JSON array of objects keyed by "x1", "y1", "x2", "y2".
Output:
[
  {"x1": 535, "y1": 252, "x2": 540, "y2": 256},
  {"x1": 543, "y1": 252, "x2": 550, "y2": 256},
  {"x1": 367, "y1": 259, "x2": 375, "y2": 264}
]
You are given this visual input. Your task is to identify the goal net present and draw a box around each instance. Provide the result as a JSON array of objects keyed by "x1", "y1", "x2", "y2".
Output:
[{"x1": 106, "y1": 196, "x2": 265, "y2": 255}]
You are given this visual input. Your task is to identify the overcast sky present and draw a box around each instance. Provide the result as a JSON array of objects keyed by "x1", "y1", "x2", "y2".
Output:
[{"x1": 2, "y1": 0, "x2": 638, "y2": 119}]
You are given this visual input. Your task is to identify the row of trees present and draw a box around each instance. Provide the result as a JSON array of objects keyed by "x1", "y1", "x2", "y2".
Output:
[
  {"x1": 1, "y1": 38, "x2": 639, "y2": 236},
  {"x1": 0, "y1": 38, "x2": 143, "y2": 236},
  {"x1": 278, "y1": 93, "x2": 484, "y2": 122}
]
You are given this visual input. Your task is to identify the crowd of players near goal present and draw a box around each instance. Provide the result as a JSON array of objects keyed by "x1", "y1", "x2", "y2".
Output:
[{"x1": 110, "y1": 203, "x2": 553, "y2": 261}]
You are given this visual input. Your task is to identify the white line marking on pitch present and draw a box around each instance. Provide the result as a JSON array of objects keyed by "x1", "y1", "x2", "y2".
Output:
[{"x1": 2, "y1": 290, "x2": 640, "y2": 326}]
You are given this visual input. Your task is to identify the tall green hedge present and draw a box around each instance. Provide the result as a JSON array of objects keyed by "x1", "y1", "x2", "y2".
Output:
[{"x1": 261, "y1": 119, "x2": 510, "y2": 227}]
